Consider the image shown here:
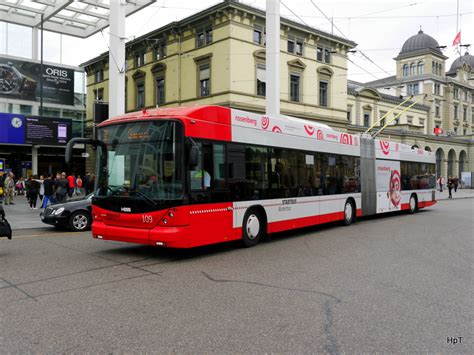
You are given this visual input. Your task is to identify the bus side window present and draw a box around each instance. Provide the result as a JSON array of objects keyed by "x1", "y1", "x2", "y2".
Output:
[
  {"x1": 212, "y1": 144, "x2": 226, "y2": 190},
  {"x1": 227, "y1": 144, "x2": 246, "y2": 201},
  {"x1": 190, "y1": 142, "x2": 207, "y2": 190}
]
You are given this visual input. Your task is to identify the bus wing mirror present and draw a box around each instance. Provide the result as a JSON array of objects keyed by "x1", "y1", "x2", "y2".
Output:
[
  {"x1": 189, "y1": 145, "x2": 199, "y2": 168},
  {"x1": 65, "y1": 138, "x2": 107, "y2": 166}
]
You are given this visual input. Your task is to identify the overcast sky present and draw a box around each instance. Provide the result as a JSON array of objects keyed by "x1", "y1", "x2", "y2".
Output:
[{"x1": 1, "y1": 0, "x2": 473, "y2": 83}]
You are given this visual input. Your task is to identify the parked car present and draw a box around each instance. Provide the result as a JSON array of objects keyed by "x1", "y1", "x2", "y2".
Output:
[{"x1": 40, "y1": 193, "x2": 93, "y2": 232}]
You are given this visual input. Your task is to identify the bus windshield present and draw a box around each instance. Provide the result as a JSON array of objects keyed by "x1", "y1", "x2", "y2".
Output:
[{"x1": 96, "y1": 120, "x2": 183, "y2": 201}]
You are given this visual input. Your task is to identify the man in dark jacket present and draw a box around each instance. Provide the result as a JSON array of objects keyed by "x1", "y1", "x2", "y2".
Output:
[
  {"x1": 84, "y1": 172, "x2": 91, "y2": 195},
  {"x1": 56, "y1": 172, "x2": 69, "y2": 203},
  {"x1": 42, "y1": 174, "x2": 55, "y2": 208}
]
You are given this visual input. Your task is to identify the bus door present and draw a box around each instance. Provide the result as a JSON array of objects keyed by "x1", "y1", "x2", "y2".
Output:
[
  {"x1": 188, "y1": 142, "x2": 233, "y2": 246},
  {"x1": 375, "y1": 159, "x2": 401, "y2": 213}
]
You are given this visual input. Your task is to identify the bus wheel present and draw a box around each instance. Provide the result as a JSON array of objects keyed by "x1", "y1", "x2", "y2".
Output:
[
  {"x1": 242, "y1": 209, "x2": 264, "y2": 247},
  {"x1": 408, "y1": 194, "x2": 417, "y2": 214},
  {"x1": 343, "y1": 200, "x2": 355, "y2": 226}
]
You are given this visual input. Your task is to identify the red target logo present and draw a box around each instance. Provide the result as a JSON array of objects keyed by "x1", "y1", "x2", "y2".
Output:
[
  {"x1": 316, "y1": 129, "x2": 324, "y2": 141},
  {"x1": 261, "y1": 116, "x2": 270, "y2": 130},
  {"x1": 304, "y1": 125, "x2": 315, "y2": 136},
  {"x1": 389, "y1": 169, "x2": 401, "y2": 208},
  {"x1": 272, "y1": 126, "x2": 282, "y2": 133},
  {"x1": 380, "y1": 140, "x2": 390, "y2": 155},
  {"x1": 340, "y1": 133, "x2": 353, "y2": 145}
]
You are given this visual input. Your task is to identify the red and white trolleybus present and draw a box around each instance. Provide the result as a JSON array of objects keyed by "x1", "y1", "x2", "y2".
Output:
[{"x1": 66, "y1": 105, "x2": 436, "y2": 248}]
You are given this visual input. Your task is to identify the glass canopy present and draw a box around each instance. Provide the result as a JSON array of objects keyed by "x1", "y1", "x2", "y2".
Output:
[{"x1": 0, "y1": 0, "x2": 155, "y2": 38}]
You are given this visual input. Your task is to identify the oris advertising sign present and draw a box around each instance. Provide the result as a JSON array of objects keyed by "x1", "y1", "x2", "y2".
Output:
[{"x1": 0, "y1": 56, "x2": 74, "y2": 105}]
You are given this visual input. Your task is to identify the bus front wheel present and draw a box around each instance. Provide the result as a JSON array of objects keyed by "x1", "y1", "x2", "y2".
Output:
[
  {"x1": 242, "y1": 209, "x2": 265, "y2": 247},
  {"x1": 343, "y1": 200, "x2": 355, "y2": 226},
  {"x1": 408, "y1": 194, "x2": 418, "y2": 214}
]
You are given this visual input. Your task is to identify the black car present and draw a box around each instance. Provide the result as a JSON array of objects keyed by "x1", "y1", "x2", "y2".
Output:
[{"x1": 40, "y1": 193, "x2": 93, "y2": 232}]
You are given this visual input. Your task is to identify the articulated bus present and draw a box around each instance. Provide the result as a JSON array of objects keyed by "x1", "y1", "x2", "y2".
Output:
[{"x1": 66, "y1": 106, "x2": 436, "y2": 248}]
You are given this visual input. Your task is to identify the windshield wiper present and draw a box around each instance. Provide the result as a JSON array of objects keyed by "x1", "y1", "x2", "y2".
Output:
[
  {"x1": 107, "y1": 185, "x2": 128, "y2": 196},
  {"x1": 133, "y1": 190, "x2": 159, "y2": 208},
  {"x1": 107, "y1": 185, "x2": 158, "y2": 208}
]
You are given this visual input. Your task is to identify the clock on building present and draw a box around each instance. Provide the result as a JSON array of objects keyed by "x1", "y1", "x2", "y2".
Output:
[{"x1": 11, "y1": 116, "x2": 23, "y2": 129}]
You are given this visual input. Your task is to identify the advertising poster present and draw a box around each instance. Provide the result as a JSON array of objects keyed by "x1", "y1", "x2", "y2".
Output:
[
  {"x1": 0, "y1": 56, "x2": 74, "y2": 105},
  {"x1": 376, "y1": 159, "x2": 401, "y2": 213},
  {"x1": 24, "y1": 116, "x2": 72, "y2": 145}
]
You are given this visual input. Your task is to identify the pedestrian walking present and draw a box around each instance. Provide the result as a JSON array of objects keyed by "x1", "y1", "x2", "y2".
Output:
[
  {"x1": 67, "y1": 173, "x2": 76, "y2": 198},
  {"x1": 453, "y1": 176, "x2": 459, "y2": 192},
  {"x1": 447, "y1": 177, "x2": 453, "y2": 199},
  {"x1": 42, "y1": 174, "x2": 55, "y2": 208},
  {"x1": 27, "y1": 176, "x2": 40, "y2": 209},
  {"x1": 84, "y1": 172, "x2": 91, "y2": 195},
  {"x1": 88, "y1": 174, "x2": 95, "y2": 194},
  {"x1": 55, "y1": 172, "x2": 69, "y2": 203},
  {"x1": 15, "y1": 176, "x2": 25, "y2": 196},
  {"x1": 3, "y1": 172, "x2": 15, "y2": 205},
  {"x1": 76, "y1": 175, "x2": 83, "y2": 196},
  {"x1": 38, "y1": 175, "x2": 45, "y2": 201},
  {"x1": 437, "y1": 175, "x2": 444, "y2": 192}
]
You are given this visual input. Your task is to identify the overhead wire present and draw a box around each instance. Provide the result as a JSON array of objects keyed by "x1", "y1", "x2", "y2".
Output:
[{"x1": 307, "y1": 0, "x2": 393, "y2": 79}]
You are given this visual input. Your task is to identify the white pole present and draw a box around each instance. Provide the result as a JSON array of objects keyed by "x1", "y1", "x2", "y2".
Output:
[
  {"x1": 266, "y1": 0, "x2": 280, "y2": 118},
  {"x1": 109, "y1": 0, "x2": 126, "y2": 117},
  {"x1": 32, "y1": 146, "x2": 38, "y2": 175},
  {"x1": 32, "y1": 27, "x2": 38, "y2": 60}
]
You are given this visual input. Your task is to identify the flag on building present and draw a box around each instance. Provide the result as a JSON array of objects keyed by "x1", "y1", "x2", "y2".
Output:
[{"x1": 452, "y1": 31, "x2": 461, "y2": 46}]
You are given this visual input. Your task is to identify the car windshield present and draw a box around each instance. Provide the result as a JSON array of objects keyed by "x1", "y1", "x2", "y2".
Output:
[{"x1": 96, "y1": 121, "x2": 184, "y2": 201}]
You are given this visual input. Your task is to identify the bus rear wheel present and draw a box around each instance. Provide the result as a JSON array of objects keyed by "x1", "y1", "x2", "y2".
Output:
[
  {"x1": 242, "y1": 209, "x2": 265, "y2": 248},
  {"x1": 343, "y1": 200, "x2": 355, "y2": 226},
  {"x1": 408, "y1": 194, "x2": 417, "y2": 214}
]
